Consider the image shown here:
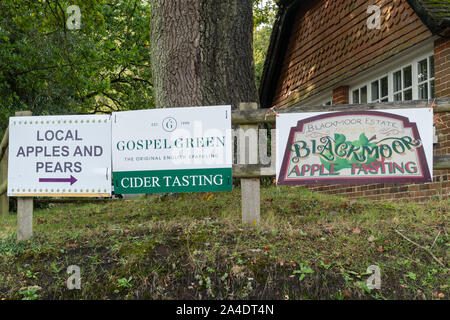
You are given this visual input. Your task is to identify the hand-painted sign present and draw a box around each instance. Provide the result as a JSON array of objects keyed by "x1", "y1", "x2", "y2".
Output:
[
  {"x1": 277, "y1": 109, "x2": 433, "y2": 185},
  {"x1": 112, "y1": 106, "x2": 232, "y2": 194},
  {"x1": 8, "y1": 115, "x2": 112, "y2": 197}
]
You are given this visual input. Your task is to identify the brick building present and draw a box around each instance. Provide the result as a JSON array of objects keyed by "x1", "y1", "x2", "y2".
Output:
[{"x1": 260, "y1": 0, "x2": 450, "y2": 202}]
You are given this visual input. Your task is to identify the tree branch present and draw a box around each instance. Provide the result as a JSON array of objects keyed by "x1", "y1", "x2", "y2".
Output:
[{"x1": 395, "y1": 229, "x2": 447, "y2": 268}]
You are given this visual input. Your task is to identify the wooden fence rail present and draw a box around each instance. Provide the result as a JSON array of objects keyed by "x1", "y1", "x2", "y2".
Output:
[
  {"x1": 231, "y1": 99, "x2": 450, "y2": 125},
  {"x1": 0, "y1": 99, "x2": 449, "y2": 241}
]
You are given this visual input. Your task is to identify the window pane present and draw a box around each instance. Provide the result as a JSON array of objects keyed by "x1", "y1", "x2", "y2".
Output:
[
  {"x1": 419, "y1": 83, "x2": 428, "y2": 99},
  {"x1": 404, "y1": 89, "x2": 412, "y2": 101},
  {"x1": 361, "y1": 86, "x2": 367, "y2": 103},
  {"x1": 381, "y1": 77, "x2": 388, "y2": 97},
  {"x1": 353, "y1": 90, "x2": 359, "y2": 104},
  {"x1": 394, "y1": 93, "x2": 402, "y2": 101},
  {"x1": 381, "y1": 98, "x2": 388, "y2": 102},
  {"x1": 371, "y1": 81, "x2": 379, "y2": 101},
  {"x1": 431, "y1": 80, "x2": 435, "y2": 98},
  {"x1": 418, "y1": 59, "x2": 428, "y2": 82},
  {"x1": 430, "y1": 56, "x2": 434, "y2": 78},
  {"x1": 403, "y1": 66, "x2": 412, "y2": 88},
  {"x1": 394, "y1": 71, "x2": 402, "y2": 92}
]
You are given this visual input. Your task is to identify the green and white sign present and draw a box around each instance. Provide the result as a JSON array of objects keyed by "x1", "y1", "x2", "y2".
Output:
[{"x1": 112, "y1": 106, "x2": 232, "y2": 194}]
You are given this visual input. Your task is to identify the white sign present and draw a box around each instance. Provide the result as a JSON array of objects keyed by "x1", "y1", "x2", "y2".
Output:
[
  {"x1": 112, "y1": 106, "x2": 232, "y2": 194},
  {"x1": 8, "y1": 115, "x2": 112, "y2": 197},
  {"x1": 276, "y1": 108, "x2": 433, "y2": 184}
]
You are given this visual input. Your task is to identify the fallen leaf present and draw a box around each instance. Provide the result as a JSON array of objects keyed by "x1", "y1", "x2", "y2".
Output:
[
  {"x1": 277, "y1": 257, "x2": 284, "y2": 266},
  {"x1": 20, "y1": 285, "x2": 41, "y2": 291},
  {"x1": 377, "y1": 245, "x2": 383, "y2": 252},
  {"x1": 343, "y1": 288, "x2": 352, "y2": 298},
  {"x1": 352, "y1": 228, "x2": 361, "y2": 235},
  {"x1": 231, "y1": 265, "x2": 245, "y2": 278}
]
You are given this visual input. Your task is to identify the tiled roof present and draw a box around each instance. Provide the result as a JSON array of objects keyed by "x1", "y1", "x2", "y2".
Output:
[
  {"x1": 406, "y1": 0, "x2": 450, "y2": 33},
  {"x1": 259, "y1": 0, "x2": 304, "y2": 108}
]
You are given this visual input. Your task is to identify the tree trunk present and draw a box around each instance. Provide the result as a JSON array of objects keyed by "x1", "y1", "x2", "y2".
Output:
[{"x1": 150, "y1": 0, "x2": 258, "y2": 109}]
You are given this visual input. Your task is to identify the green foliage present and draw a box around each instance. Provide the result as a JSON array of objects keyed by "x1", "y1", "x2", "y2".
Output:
[
  {"x1": 0, "y1": 0, "x2": 154, "y2": 133},
  {"x1": 116, "y1": 276, "x2": 133, "y2": 291},
  {"x1": 252, "y1": 0, "x2": 277, "y2": 88},
  {"x1": 0, "y1": 0, "x2": 278, "y2": 134},
  {"x1": 19, "y1": 286, "x2": 41, "y2": 300},
  {"x1": 253, "y1": 0, "x2": 278, "y2": 88},
  {"x1": 253, "y1": 0, "x2": 277, "y2": 29},
  {"x1": 253, "y1": 25, "x2": 272, "y2": 88},
  {"x1": 405, "y1": 271, "x2": 417, "y2": 281},
  {"x1": 293, "y1": 263, "x2": 314, "y2": 282},
  {"x1": 0, "y1": 186, "x2": 448, "y2": 300}
]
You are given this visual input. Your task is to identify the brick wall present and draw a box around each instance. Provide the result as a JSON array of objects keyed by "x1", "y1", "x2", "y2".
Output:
[
  {"x1": 332, "y1": 86, "x2": 350, "y2": 105},
  {"x1": 272, "y1": 0, "x2": 433, "y2": 109},
  {"x1": 435, "y1": 37, "x2": 450, "y2": 98}
]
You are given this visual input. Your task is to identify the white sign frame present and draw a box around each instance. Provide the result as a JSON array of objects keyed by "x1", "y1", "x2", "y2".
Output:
[{"x1": 8, "y1": 115, "x2": 112, "y2": 197}]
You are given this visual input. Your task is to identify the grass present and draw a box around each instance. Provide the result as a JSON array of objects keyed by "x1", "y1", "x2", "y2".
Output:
[{"x1": 0, "y1": 185, "x2": 448, "y2": 300}]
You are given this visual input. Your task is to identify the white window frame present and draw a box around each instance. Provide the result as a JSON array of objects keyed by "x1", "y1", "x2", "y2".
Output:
[
  {"x1": 416, "y1": 55, "x2": 435, "y2": 100},
  {"x1": 370, "y1": 75, "x2": 390, "y2": 102},
  {"x1": 351, "y1": 85, "x2": 368, "y2": 104},
  {"x1": 392, "y1": 65, "x2": 413, "y2": 102},
  {"x1": 349, "y1": 52, "x2": 435, "y2": 104}
]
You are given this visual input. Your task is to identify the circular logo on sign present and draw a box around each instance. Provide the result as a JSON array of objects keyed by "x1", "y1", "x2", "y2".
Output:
[{"x1": 162, "y1": 117, "x2": 177, "y2": 132}]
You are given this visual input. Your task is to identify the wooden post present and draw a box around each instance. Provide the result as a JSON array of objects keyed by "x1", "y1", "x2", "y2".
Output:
[
  {"x1": 1, "y1": 148, "x2": 8, "y2": 217},
  {"x1": 15, "y1": 111, "x2": 33, "y2": 241},
  {"x1": 0, "y1": 125, "x2": 10, "y2": 219},
  {"x1": 239, "y1": 102, "x2": 260, "y2": 225},
  {"x1": 17, "y1": 198, "x2": 33, "y2": 241}
]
